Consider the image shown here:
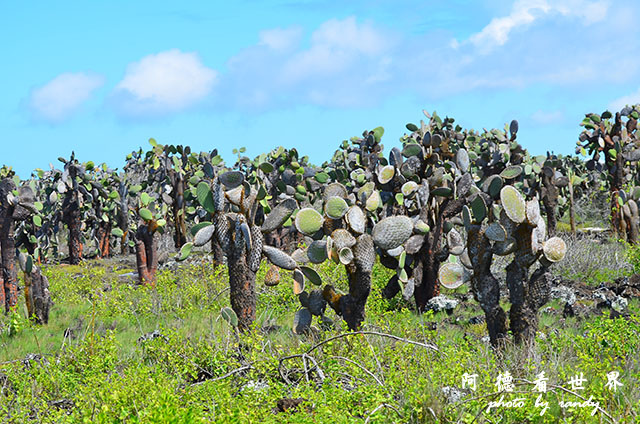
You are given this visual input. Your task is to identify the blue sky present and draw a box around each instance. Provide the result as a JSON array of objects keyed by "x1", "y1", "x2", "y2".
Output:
[{"x1": 2, "y1": 0, "x2": 639, "y2": 177}]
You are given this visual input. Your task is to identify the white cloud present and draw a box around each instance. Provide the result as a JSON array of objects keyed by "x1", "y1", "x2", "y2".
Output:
[
  {"x1": 258, "y1": 26, "x2": 303, "y2": 51},
  {"x1": 28, "y1": 72, "x2": 104, "y2": 122},
  {"x1": 221, "y1": 17, "x2": 396, "y2": 108},
  {"x1": 283, "y1": 17, "x2": 390, "y2": 82},
  {"x1": 463, "y1": 0, "x2": 609, "y2": 53},
  {"x1": 531, "y1": 109, "x2": 565, "y2": 124},
  {"x1": 112, "y1": 49, "x2": 217, "y2": 116},
  {"x1": 609, "y1": 88, "x2": 640, "y2": 111}
]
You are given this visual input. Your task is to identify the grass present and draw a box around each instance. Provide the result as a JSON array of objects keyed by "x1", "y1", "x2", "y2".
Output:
[{"x1": 0, "y1": 249, "x2": 639, "y2": 423}]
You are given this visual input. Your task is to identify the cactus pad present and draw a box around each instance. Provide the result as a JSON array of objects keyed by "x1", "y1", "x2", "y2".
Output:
[
  {"x1": 306, "y1": 240, "x2": 328, "y2": 264},
  {"x1": 543, "y1": 236, "x2": 566, "y2": 262},
  {"x1": 292, "y1": 308, "x2": 312, "y2": 334},
  {"x1": 447, "y1": 228, "x2": 464, "y2": 255},
  {"x1": 372, "y1": 216, "x2": 413, "y2": 250},
  {"x1": 264, "y1": 265, "x2": 280, "y2": 286},
  {"x1": 262, "y1": 245, "x2": 297, "y2": 270},
  {"x1": 500, "y1": 165, "x2": 523, "y2": 180},
  {"x1": 526, "y1": 198, "x2": 541, "y2": 226},
  {"x1": 262, "y1": 198, "x2": 297, "y2": 233},
  {"x1": 293, "y1": 269, "x2": 305, "y2": 294},
  {"x1": 346, "y1": 205, "x2": 365, "y2": 234},
  {"x1": 456, "y1": 148, "x2": 470, "y2": 172},
  {"x1": 295, "y1": 207, "x2": 324, "y2": 236},
  {"x1": 300, "y1": 266, "x2": 322, "y2": 286},
  {"x1": 377, "y1": 165, "x2": 395, "y2": 184},
  {"x1": 219, "y1": 171, "x2": 244, "y2": 189},
  {"x1": 248, "y1": 225, "x2": 263, "y2": 272},
  {"x1": 401, "y1": 181, "x2": 418, "y2": 197},
  {"x1": 308, "y1": 289, "x2": 327, "y2": 316},
  {"x1": 331, "y1": 229, "x2": 357, "y2": 250},
  {"x1": 366, "y1": 190, "x2": 382, "y2": 211},
  {"x1": 438, "y1": 262, "x2": 465, "y2": 289},
  {"x1": 485, "y1": 222, "x2": 506, "y2": 242},
  {"x1": 500, "y1": 186, "x2": 526, "y2": 223},
  {"x1": 470, "y1": 195, "x2": 487, "y2": 223},
  {"x1": 325, "y1": 196, "x2": 349, "y2": 219},
  {"x1": 414, "y1": 219, "x2": 430, "y2": 234},
  {"x1": 323, "y1": 182, "x2": 348, "y2": 201},
  {"x1": 193, "y1": 224, "x2": 215, "y2": 247},
  {"x1": 354, "y1": 234, "x2": 375, "y2": 271},
  {"x1": 339, "y1": 247, "x2": 354, "y2": 265}
]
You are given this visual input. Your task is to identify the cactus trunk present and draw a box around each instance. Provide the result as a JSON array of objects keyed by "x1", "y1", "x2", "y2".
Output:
[
  {"x1": 414, "y1": 198, "x2": 464, "y2": 311},
  {"x1": 24, "y1": 267, "x2": 52, "y2": 324},
  {"x1": 172, "y1": 175, "x2": 187, "y2": 249},
  {"x1": 227, "y1": 242, "x2": 256, "y2": 331},
  {"x1": 341, "y1": 263, "x2": 371, "y2": 330},
  {"x1": 210, "y1": 236, "x2": 225, "y2": 266},
  {"x1": 0, "y1": 216, "x2": 18, "y2": 313},
  {"x1": 96, "y1": 222, "x2": 111, "y2": 258},
  {"x1": 0, "y1": 176, "x2": 19, "y2": 312},
  {"x1": 609, "y1": 153, "x2": 625, "y2": 238},
  {"x1": 468, "y1": 227, "x2": 508, "y2": 347},
  {"x1": 568, "y1": 182, "x2": 576, "y2": 233},
  {"x1": 134, "y1": 225, "x2": 158, "y2": 286},
  {"x1": 541, "y1": 172, "x2": 558, "y2": 236}
]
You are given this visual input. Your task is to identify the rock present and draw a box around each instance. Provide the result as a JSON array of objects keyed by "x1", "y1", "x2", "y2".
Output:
[
  {"x1": 22, "y1": 353, "x2": 48, "y2": 369},
  {"x1": 621, "y1": 286, "x2": 640, "y2": 299},
  {"x1": 137, "y1": 330, "x2": 166, "y2": 344},
  {"x1": 242, "y1": 380, "x2": 269, "y2": 392},
  {"x1": 550, "y1": 285, "x2": 576, "y2": 305},
  {"x1": 426, "y1": 295, "x2": 459, "y2": 314},
  {"x1": 469, "y1": 315, "x2": 485, "y2": 325},
  {"x1": 611, "y1": 296, "x2": 628, "y2": 312},
  {"x1": 441, "y1": 386, "x2": 467, "y2": 403},
  {"x1": 275, "y1": 398, "x2": 308, "y2": 413},
  {"x1": 562, "y1": 302, "x2": 575, "y2": 318}
]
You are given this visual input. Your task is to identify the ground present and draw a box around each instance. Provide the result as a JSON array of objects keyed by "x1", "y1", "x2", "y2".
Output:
[{"x1": 0, "y1": 233, "x2": 639, "y2": 423}]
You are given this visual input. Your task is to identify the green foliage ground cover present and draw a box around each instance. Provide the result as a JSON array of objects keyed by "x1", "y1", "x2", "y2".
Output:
[{"x1": 0, "y1": 253, "x2": 639, "y2": 423}]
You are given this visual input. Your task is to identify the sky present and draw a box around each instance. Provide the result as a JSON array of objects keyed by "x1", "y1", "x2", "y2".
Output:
[{"x1": 2, "y1": 0, "x2": 640, "y2": 177}]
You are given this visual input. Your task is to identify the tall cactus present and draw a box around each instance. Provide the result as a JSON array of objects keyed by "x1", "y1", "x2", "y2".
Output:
[
  {"x1": 0, "y1": 176, "x2": 39, "y2": 313},
  {"x1": 446, "y1": 184, "x2": 567, "y2": 347},
  {"x1": 59, "y1": 153, "x2": 84, "y2": 264},
  {"x1": 181, "y1": 169, "x2": 299, "y2": 330},
  {"x1": 577, "y1": 106, "x2": 640, "y2": 241}
]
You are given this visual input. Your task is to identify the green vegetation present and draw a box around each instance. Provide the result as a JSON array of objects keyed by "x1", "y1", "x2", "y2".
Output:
[
  {"x1": 2, "y1": 105, "x2": 640, "y2": 422},
  {"x1": 0, "y1": 256, "x2": 638, "y2": 423}
]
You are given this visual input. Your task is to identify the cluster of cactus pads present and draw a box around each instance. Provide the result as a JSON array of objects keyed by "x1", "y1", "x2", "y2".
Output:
[
  {"x1": 0, "y1": 176, "x2": 51, "y2": 322},
  {"x1": 439, "y1": 184, "x2": 566, "y2": 346},
  {"x1": 18, "y1": 105, "x2": 640, "y2": 341}
]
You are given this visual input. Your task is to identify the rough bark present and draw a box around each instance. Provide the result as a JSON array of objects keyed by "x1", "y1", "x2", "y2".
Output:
[
  {"x1": 172, "y1": 173, "x2": 187, "y2": 249},
  {"x1": 210, "y1": 236, "x2": 225, "y2": 266},
  {"x1": 609, "y1": 152, "x2": 625, "y2": 238},
  {"x1": 468, "y1": 226, "x2": 508, "y2": 347},
  {"x1": 24, "y1": 267, "x2": 52, "y2": 324},
  {"x1": 505, "y1": 223, "x2": 539, "y2": 345},
  {"x1": 0, "y1": 179, "x2": 18, "y2": 313},
  {"x1": 134, "y1": 225, "x2": 158, "y2": 286},
  {"x1": 568, "y1": 182, "x2": 576, "y2": 234},
  {"x1": 96, "y1": 222, "x2": 111, "y2": 258},
  {"x1": 62, "y1": 165, "x2": 83, "y2": 265},
  {"x1": 625, "y1": 213, "x2": 638, "y2": 244},
  {"x1": 413, "y1": 198, "x2": 464, "y2": 311},
  {"x1": 227, "y1": 237, "x2": 256, "y2": 331},
  {"x1": 339, "y1": 234, "x2": 374, "y2": 330},
  {"x1": 541, "y1": 171, "x2": 558, "y2": 236},
  {"x1": 0, "y1": 217, "x2": 18, "y2": 313}
]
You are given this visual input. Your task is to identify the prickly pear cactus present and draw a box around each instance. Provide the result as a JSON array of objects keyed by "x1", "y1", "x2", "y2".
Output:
[{"x1": 447, "y1": 183, "x2": 567, "y2": 347}]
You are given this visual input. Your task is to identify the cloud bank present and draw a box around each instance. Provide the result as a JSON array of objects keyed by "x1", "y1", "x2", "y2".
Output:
[
  {"x1": 28, "y1": 72, "x2": 104, "y2": 123},
  {"x1": 111, "y1": 49, "x2": 217, "y2": 117}
]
